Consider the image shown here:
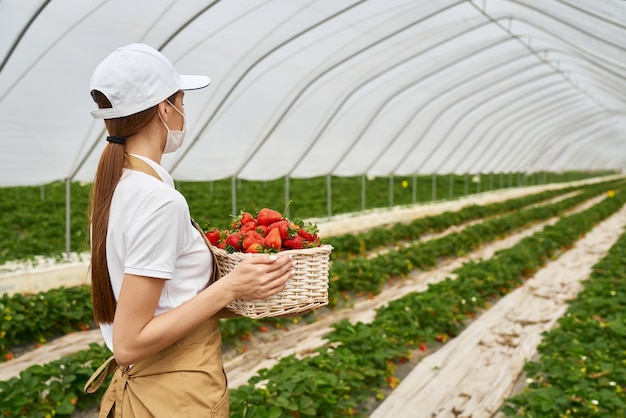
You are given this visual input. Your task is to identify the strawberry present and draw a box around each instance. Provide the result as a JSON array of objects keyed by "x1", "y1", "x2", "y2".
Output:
[
  {"x1": 245, "y1": 243, "x2": 264, "y2": 253},
  {"x1": 283, "y1": 234, "x2": 304, "y2": 249},
  {"x1": 267, "y1": 219, "x2": 293, "y2": 240},
  {"x1": 230, "y1": 210, "x2": 255, "y2": 229},
  {"x1": 257, "y1": 208, "x2": 282, "y2": 226},
  {"x1": 243, "y1": 230, "x2": 264, "y2": 250},
  {"x1": 226, "y1": 232, "x2": 244, "y2": 252},
  {"x1": 294, "y1": 219, "x2": 319, "y2": 242},
  {"x1": 240, "y1": 221, "x2": 258, "y2": 233},
  {"x1": 205, "y1": 228, "x2": 221, "y2": 246},
  {"x1": 264, "y1": 228, "x2": 282, "y2": 250},
  {"x1": 256, "y1": 225, "x2": 268, "y2": 236}
]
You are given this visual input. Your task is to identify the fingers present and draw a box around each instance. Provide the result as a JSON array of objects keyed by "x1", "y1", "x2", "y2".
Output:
[{"x1": 228, "y1": 254, "x2": 294, "y2": 300}]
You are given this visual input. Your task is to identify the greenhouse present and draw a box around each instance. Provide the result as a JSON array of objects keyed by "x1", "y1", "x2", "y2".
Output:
[{"x1": 1, "y1": 0, "x2": 625, "y2": 417}]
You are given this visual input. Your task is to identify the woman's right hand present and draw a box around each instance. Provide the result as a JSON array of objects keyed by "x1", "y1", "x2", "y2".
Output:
[{"x1": 222, "y1": 254, "x2": 293, "y2": 301}]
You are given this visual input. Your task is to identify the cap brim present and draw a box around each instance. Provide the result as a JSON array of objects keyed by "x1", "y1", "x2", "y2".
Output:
[{"x1": 180, "y1": 75, "x2": 211, "y2": 91}]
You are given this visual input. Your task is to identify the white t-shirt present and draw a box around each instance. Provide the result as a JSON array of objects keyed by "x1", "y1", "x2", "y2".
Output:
[{"x1": 99, "y1": 155, "x2": 213, "y2": 351}]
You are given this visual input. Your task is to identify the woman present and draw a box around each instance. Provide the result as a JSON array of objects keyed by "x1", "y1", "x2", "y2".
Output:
[{"x1": 85, "y1": 43, "x2": 293, "y2": 417}]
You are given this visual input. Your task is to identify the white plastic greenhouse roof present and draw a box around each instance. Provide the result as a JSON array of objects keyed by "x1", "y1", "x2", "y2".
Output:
[{"x1": 1, "y1": 0, "x2": 625, "y2": 187}]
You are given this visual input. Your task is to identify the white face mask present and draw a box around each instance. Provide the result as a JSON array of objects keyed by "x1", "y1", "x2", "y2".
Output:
[{"x1": 159, "y1": 100, "x2": 186, "y2": 154}]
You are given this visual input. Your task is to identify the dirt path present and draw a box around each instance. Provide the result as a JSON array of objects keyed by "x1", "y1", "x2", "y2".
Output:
[{"x1": 369, "y1": 201, "x2": 626, "y2": 418}]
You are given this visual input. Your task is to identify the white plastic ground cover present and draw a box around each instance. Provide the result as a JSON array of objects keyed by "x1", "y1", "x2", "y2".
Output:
[{"x1": 0, "y1": 0, "x2": 624, "y2": 187}]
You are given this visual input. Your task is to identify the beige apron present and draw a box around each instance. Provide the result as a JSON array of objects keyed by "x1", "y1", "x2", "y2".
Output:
[{"x1": 85, "y1": 154, "x2": 227, "y2": 417}]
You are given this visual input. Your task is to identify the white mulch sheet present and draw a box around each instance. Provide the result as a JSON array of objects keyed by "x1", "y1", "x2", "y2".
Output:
[{"x1": 369, "y1": 203, "x2": 626, "y2": 418}]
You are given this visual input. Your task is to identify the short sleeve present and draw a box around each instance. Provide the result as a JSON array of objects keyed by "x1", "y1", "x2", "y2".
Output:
[{"x1": 124, "y1": 187, "x2": 192, "y2": 279}]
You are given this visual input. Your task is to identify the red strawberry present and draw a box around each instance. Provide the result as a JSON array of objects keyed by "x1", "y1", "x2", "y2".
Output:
[
  {"x1": 226, "y1": 232, "x2": 244, "y2": 252},
  {"x1": 240, "y1": 221, "x2": 258, "y2": 233},
  {"x1": 257, "y1": 208, "x2": 282, "y2": 226},
  {"x1": 296, "y1": 220, "x2": 319, "y2": 242},
  {"x1": 256, "y1": 225, "x2": 268, "y2": 236},
  {"x1": 267, "y1": 220, "x2": 292, "y2": 240},
  {"x1": 264, "y1": 228, "x2": 282, "y2": 250},
  {"x1": 230, "y1": 210, "x2": 255, "y2": 229},
  {"x1": 205, "y1": 228, "x2": 221, "y2": 246},
  {"x1": 245, "y1": 243, "x2": 264, "y2": 253},
  {"x1": 283, "y1": 234, "x2": 304, "y2": 249},
  {"x1": 243, "y1": 230, "x2": 264, "y2": 250}
]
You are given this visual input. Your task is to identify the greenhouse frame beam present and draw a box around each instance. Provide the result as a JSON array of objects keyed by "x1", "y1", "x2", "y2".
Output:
[
  {"x1": 362, "y1": 49, "x2": 536, "y2": 176},
  {"x1": 532, "y1": 121, "x2": 621, "y2": 172},
  {"x1": 432, "y1": 80, "x2": 582, "y2": 174},
  {"x1": 315, "y1": 29, "x2": 515, "y2": 177},
  {"x1": 169, "y1": 0, "x2": 370, "y2": 173},
  {"x1": 469, "y1": 92, "x2": 587, "y2": 174},
  {"x1": 512, "y1": 110, "x2": 607, "y2": 172},
  {"x1": 447, "y1": 87, "x2": 583, "y2": 174},
  {"x1": 398, "y1": 69, "x2": 559, "y2": 175},
  {"x1": 474, "y1": 5, "x2": 618, "y2": 113},
  {"x1": 227, "y1": 0, "x2": 466, "y2": 179}
]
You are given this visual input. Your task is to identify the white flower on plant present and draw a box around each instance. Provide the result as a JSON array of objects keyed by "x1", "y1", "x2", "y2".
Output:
[
  {"x1": 609, "y1": 381, "x2": 616, "y2": 386},
  {"x1": 526, "y1": 378, "x2": 533, "y2": 384},
  {"x1": 591, "y1": 400, "x2": 599, "y2": 406},
  {"x1": 471, "y1": 297, "x2": 476, "y2": 302},
  {"x1": 581, "y1": 356, "x2": 587, "y2": 361}
]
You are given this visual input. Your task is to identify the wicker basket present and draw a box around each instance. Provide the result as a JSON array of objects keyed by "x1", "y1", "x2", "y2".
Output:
[{"x1": 212, "y1": 244, "x2": 333, "y2": 318}]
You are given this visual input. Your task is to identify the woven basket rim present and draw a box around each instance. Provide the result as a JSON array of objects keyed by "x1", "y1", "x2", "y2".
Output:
[{"x1": 212, "y1": 243, "x2": 333, "y2": 259}]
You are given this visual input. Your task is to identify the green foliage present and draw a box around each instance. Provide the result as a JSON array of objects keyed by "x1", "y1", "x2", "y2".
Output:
[
  {"x1": 0, "y1": 172, "x2": 605, "y2": 265},
  {"x1": 501, "y1": 228, "x2": 626, "y2": 417}
]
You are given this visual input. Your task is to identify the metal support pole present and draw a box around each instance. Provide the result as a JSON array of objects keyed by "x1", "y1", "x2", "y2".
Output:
[
  {"x1": 65, "y1": 178, "x2": 71, "y2": 259},
  {"x1": 284, "y1": 176, "x2": 290, "y2": 219},
  {"x1": 326, "y1": 175, "x2": 332, "y2": 218},
  {"x1": 432, "y1": 174, "x2": 436, "y2": 201},
  {"x1": 361, "y1": 175, "x2": 366, "y2": 211}
]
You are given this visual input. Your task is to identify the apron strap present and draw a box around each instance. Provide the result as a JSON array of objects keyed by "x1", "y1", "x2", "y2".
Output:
[
  {"x1": 84, "y1": 355, "x2": 119, "y2": 394},
  {"x1": 124, "y1": 154, "x2": 162, "y2": 181}
]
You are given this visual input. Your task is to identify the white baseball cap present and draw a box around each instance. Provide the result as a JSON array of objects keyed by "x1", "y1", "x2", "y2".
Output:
[{"x1": 90, "y1": 43, "x2": 210, "y2": 119}]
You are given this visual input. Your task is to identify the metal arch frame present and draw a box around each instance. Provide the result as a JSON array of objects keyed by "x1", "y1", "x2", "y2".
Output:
[
  {"x1": 470, "y1": 8, "x2": 618, "y2": 112},
  {"x1": 503, "y1": 0, "x2": 626, "y2": 54},
  {"x1": 216, "y1": 1, "x2": 467, "y2": 180},
  {"x1": 169, "y1": 0, "x2": 370, "y2": 172},
  {"x1": 508, "y1": 109, "x2": 607, "y2": 172},
  {"x1": 432, "y1": 81, "x2": 579, "y2": 174},
  {"x1": 360, "y1": 49, "x2": 537, "y2": 176},
  {"x1": 492, "y1": 105, "x2": 603, "y2": 172},
  {"x1": 398, "y1": 70, "x2": 559, "y2": 175},
  {"x1": 468, "y1": 92, "x2": 586, "y2": 174},
  {"x1": 531, "y1": 121, "x2": 621, "y2": 171},
  {"x1": 448, "y1": 87, "x2": 584, "y2": 174},
  {"x1": 0, "y1": 0, "x2": 52, "y2": 75},
  {"x1": 561, "y1": 128, "x2": 626, "y2": 171},
  {"x1": 541, "y1": 122, "x2": 626, "y2": 171},
  {"x1": 472, "y1": 92, "x2": 595, "y2": 173},
  {"x1": 505, "y1": 16, "x2": 626, "y2": 72},
  {"x1": 521, "y1": 110, "x2": 616, "y2": 171},
  {"x1": 545, "y1": 115, "x2": 626, "y2": 169},
  {"x1": 290, "y1": 28, "x2": 515, "y2": 178}
]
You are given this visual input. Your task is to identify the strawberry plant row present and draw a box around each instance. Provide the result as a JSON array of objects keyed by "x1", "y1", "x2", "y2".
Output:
[
  {"x1": 328, "y1": 181, "x2": 623, "y2": 297},
  {"x1": 501, "y1": 228, "x2": 626, "y2": 416},
  {"x1": 326, "y1": 186, "x2": 576, "y2": 259},
  {"x1": 0, "y1": 181, "x2": 619, "y2": 363},
  {"x1": 0, "y1": 172, "x2": 606, "y2": 265},
  {"x1": 0, "y1": 186, "x2": 623, "y2": 417},
  {"x1": 227, "y1": 185, "x2": 626, "y2": 417}
]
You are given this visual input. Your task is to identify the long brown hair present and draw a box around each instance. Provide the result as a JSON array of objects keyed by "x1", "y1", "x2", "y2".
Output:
[{"x1": 88, "y1": 90, "x2": 177, "y2": 324}]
